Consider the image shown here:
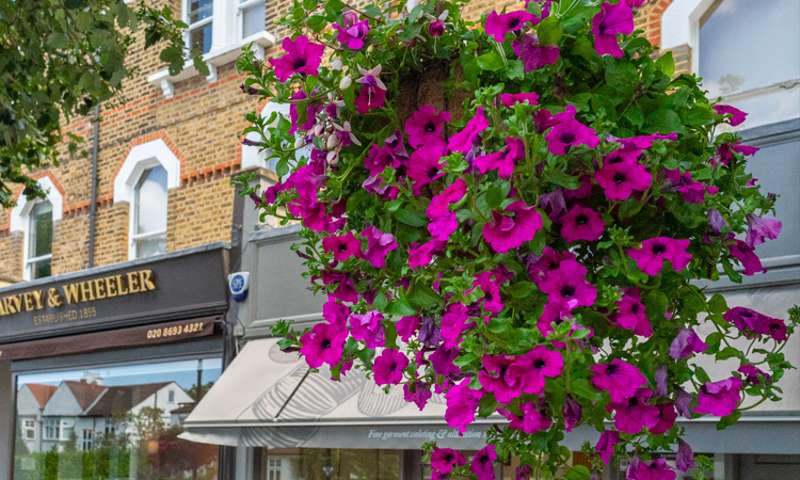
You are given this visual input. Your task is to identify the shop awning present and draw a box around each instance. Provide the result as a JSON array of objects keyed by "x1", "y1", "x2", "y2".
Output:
[
  {"x1": 179, "y1": 337, "x2": 500, "y2": 449},
  {"x1": 181, "y1": 338, "x2": 800, "y2": 454}
]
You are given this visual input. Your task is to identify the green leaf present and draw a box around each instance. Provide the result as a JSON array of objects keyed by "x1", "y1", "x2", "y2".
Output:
[
  {"x1": 570, "y1": 378, "x2": 601, "y2": 402},
  {"x1": 655, "y1": 51, "x2": 675, "y2": 77},
  {"x1": 537, "y1": 16, "x2": 562, "y2": 45},
  {"x1": 716, "y1": 346, "x2": 741, "y2": 361},
  {"x1": 644, "y1": 290, "x2": 668, "y2": 322},
  {"x1": 564, "y1": 465, "x2": 591, "y2": 480},
  {"x1": 387, "y1": 296, "x2": 416, "y2": 317},
  {"x1": 647, "y1": 109, "x2": 685, "y2": 134},
  {"x1": 307, "y1": 15, "x2": 327, "y2": 33},
  {"x1": 408, "y1": 283, "x2": 441, "y2": 309},
  {"x1": 716, "y1": 410, "x2": 741, "y2": 430},
  {"x1": 478, "y1": 394, "x2": 498, "y2": 417},
  {"x1": 708, "y1": 293, "x2": 728, "y2": 314},
  {"x1": 477, "y1": 51, "x2": 504, "y2": 72},
  {"x1": 394, "y1": 208, "x2": 427, "y2": 227}
]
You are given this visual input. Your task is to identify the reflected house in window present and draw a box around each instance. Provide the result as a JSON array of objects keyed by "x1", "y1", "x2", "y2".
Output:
[{"x1": 17, "y1": 378, "x2": 194, "y2": 454}]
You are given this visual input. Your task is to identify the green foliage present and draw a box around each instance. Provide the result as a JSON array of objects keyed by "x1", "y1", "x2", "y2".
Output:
[{"x1": 0, "y1": 0, "x2": 204, "y2": 207}]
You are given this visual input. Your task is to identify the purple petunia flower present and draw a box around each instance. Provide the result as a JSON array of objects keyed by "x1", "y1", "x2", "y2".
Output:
[
  {"x1": 427, "y1": 178, "x2": 467, "y2": 240},
  {"x1": 498, "y1": 91, "x2": 540, "y2": 107},
  {"x1": 539, "y1": 259, "x2": 597, "y2": 315},
  {"x1": 745, "y1": 214, "x2": 782, "y2": 249},
  {"x1": 545, "y1": 105, "x2": 600, "y2": 155},
  {"x1": 269, "y1": 35, "x2": 325, "y2": 82},
  {"x1": 627, "y1": 457, "x2": 676, "y2": 480},
  {"x1": 396, "y1": 316, "x2": 420, "y2": 342},
  {"x1": 448, "y1": 107, "x2": 490, "y2": 154},
  {"x1": 322, "y1": 231, "x2": 361, "y2": 262},
  {"x1": 404, "y1": 104, "x2": 451, "y2": 149},
  {"x1": 591, "y1": 358, "x2": 647, "y2": 403},
  {"x1": 595, "y1": 430, "x2": 620, "y2": 465},
  {"x1": 333, "y1": 11, "x2": 370, "y2": 50},
  {"x1": 431, "y1": 448, "x2": 466, "y2": 477},
  {"x1": 408, "y1": 239, "x2": 444, "y2": 269},
  {"x1": 408, "y1": 143, "x2": 447, "y2": 194},
  {"x1": 708, "y1": 209, "x2": 727, "y2": 235},
  {"x1": 614, "y1": 289, "x2": 652, "y2": 337},
  {"x1": 677, "y1": 439, "x2": 695, "y2": 472},
  {"x1": 655, "y1": 365, "x2": 669, "y2": 396},
  {"x1": 728, "y1": 238, "x2": 765, "y2": 275},
  {"x1": 474, "y1": 137, "x2": 525, "y2": 179},
  {"x1": 694, "y1": 377, "x2": 742, "y2": 417},
  {"x1": 739, "y1": 363, "x2": 771, "y2": 385},
  {"x1": 713, "y1": 104, "x2": 747, "y2": 126},
  {"x1": 470, "y1": 444, "x2": 497, "y2": 480},
  {"x1": 482, "y1": 200, "x2": 543, "y2": 253},
  {"x1": 403, "y1": 382, "x2": 432, "y2": 410},
  {"x1": 441, "y1": 302, "x2": 470, "y2": 349},
  {"x1": 669, "y1": 328, "x2": 708, "y2": 360},
  {"x1": 610, "y1": 388, "x2": 660, "y2": 434},
  {"x1": 591, "y1": 1, "x2": 634, "y2": 58},
  {"x1": 563, "y1": 395, "x2": 582, "y2": 432},
  {"x1": 723, "y1": 306, "x2": 787, "y2": 341},
  {"x1": 664, "y1": 168, "x2": 714, "y2": 204},
  {"x1": 444, "y1": 378, "x2": 483, "y2": 434},
  {"x1": 373, "y1": 349, "x2": 408, "y2": 385},
  {"x1": 485, "y1": 10, "x2": 537, "y2": 42},
  {"x1": 349, "y1": 311, "x2": 385, "y2": 348},
  {"x1": 596, "y1": 151, "x2": 652, "y2": 201},
  {"x1": 289, "y1": 90, "x2": 322, "y2": 134},
  {"x1": 299, "y1": 322, "x2": 347, "y2": 368},
  {"x1": 560, "y1": 205, "x2": 605, "y2": 243},
  {"x1": 500, "y1": 401, "x2": 552, "y2": 434},
  {"x1": 512, "y1": 34, "x2": 560, "y2": 72},
  {"x1": 360, "y1": 226, "x2": 398, "y2": 268},
  {"x1": 627, "y1": 237, "x2": 692, "y2": 276},
  {"x1": 715, "y1": 141, "x2": 759, "y2": 166}
]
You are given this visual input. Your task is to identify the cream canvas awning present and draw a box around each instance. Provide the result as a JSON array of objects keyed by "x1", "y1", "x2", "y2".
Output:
[{"x1": 179, "y1": 337, "x2": 498, "y2": 449}]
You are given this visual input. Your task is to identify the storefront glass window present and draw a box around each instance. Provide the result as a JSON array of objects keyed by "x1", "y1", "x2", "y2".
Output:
[
  {"x1": 263, "y1": 449, "x2": 401, "y2": 480},
  {"x1": 13, "y1": 357, "x2": 222, "y2": 480}
]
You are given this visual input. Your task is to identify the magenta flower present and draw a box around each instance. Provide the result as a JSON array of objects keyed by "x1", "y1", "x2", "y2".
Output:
[
  {"x1": 333, "y1": 11, "x2": 370, "y2": 50},
  {"x1": 441, "y1": 303, "x2": 470, "y2": 349},
  {"x1": 428, "y1": 19, "x2": 445, "y2": 37},
  {"x1": 404, "y1": 104, "x2": 451, "y2": 148},
  {"x1": 409, "y1": 143, "x2": 446, "y2": 194},
  {"x1": 560, "y1": 205, "x2": 605, "y2": 243},
  {"x1": 723, "y1": 307, "x2": 787, "y2": 341},
  {"x1": 539, "y1": 259, "x2": 597, "y2": 314},
  {"x1": 427, "y1": 178, "x2": 467, "y2": 240},
  {"x1": 745, "y1": 214, "x2": 782, "y2": 248},
  {"x1": 716, "y1": 141, "x2": 759, "y2": 165},
  {"x1": 649, "y1": 402, "x2": 677, "y2": 434},
  {"x1": 482, "y1": 200, "x2": 543, "y2": 253},
  {"x1": 403, "y1": 382, "x2": 432, "y2": 410},
  {"x1": 473, "y1": 270, "x2": 506, "y2": 314},
  {"x1": 591, "y1": 1, "x2": 634, "y2": 58},
  {"x1": 444, "y1": 378, "x2": 483, "y2": 433},
  {"x1": 501, "y1": 401, "x2": 552, "y2": 434},
  {"x1": 289, "y1": 90, "x2": 321, "y2": 134},
  {"x1": 355, "y1": 66, "x2": 387, "y2": 113},
  {"x1": 563, "y1": 396, "x2": 582, "y2": 432},
  {"x1": 728, "y1": 239, "x2": 764, "y2": 275},
  {"x1": 539, "y1": 189, "x2": 567, "y2": 220},
  {"x1": 713, "y1": 104, "x2": 747, "y2": 126},
  {"x1": 664, "y1": 168, "x2": 713, "y2": 204},
  {"x1": 614, "y1": 290, "x2": 652, "y2": 337},
  {"x1": 408, "y1": 239, "x2": 443, "y2": 269},
  {"x1": 474, "y1": 137, "x2": 525, "y2": 179},
  {"x1": 628, "y1": 237, "x2": 692, "y2": 276},
  {"x1": 677, "y1": 439, "x2": 695, "y2": 472},
  {"x1": 521, "y1": 346, "x2": 565, "y2": 393},
  {"x1": 669, "y1": 328, "x2": 708, "y2": 360},
  {"x1": 448, "y1": 107, "x2": 489, "y2": 154},
  {"x1": 596, "y1": 156, "x2": 652, "y2": 201},
  {"x1": 322, "y1": 272, "x2": 358, "y2": 303},
  {"x1": 396, "y1": 316, "x2": 420, "y2": 342},
  {"x1": 470, "y1": 444, "x2": 497, "y2": 480},
  {"x1": 373, "y1": 349, "x2": 408, "y2": 385},
  {"x1": 360, "y1": 225, "x2": 398, "y2": 268},
  {"x1": 299, "y1": 322, "x2": 347, "y2": 368},
  {"x1": 430, "y1": 345, "x2": 461, "y2": 378},
  {"x1": 708, "y1": 209, "x2": 727, "y2": 235},
  {"x1": 512, "y1": 34, "x2": 560, "y2": 72},
  {"x1": 364, "y1": 144, "x2": 397, "y2": 176},
  {"x1": 675, "y1": 388, "x2": 693, "y2": 417},
  {"x1": 545, "y1": 106, "x2": 600, "y2": 155},
  {"x1": 694, "y1": 377, "x2": 742, "y2": 417},
  {"x1": 499, "y1": 92, "x2": 539, "y2": 107},
  {"x1": 322, "y1": 297, "x2": 350, "y2": 326},
  {"x1": 479, "y1": 354, "x2": 521, "y2": 403},
  {"x1": 528, "y1": 247, "x2": 576, "y2": 284},
  {"x1": 738, "y1": 364, "x2": 770, "y2": 385},
  {"x1": 627, "y1": 457, "x2": 676, "y2": 480},
  {"x1": 431, "y1": 448, "x2": 466, "y2": 477},
  {"x1": 349, "y1": 311, "x2": 385, "y2": 348},
  {"x1": 269, "y1": 35, "x2": 325, "y2": 82},
  {"x1": 612, "y1": 132, "x2": 678, "y2": 150},
  {"x1": 591, "y1": 358, "x2": 647, "y2": 402},
  {"x1": 611, "y1": 388, "x2": 659, "y2": 434},
  {"x1": 322, "y1": 232, "x2": 361, "y2": 262},
  {"x1": 595, "y1": 430, "x2": 620, "y2": 465},
  {"x1": 485, "y1": 10, "x2": 537, "y2": 42}
]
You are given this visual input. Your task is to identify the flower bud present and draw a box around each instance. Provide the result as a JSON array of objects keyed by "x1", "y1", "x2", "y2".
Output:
[{"x1": 339, "y1": 75, "x2": 352, "y2": 90}]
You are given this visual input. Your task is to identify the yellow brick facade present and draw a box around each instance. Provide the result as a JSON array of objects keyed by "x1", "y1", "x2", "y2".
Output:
[{"x1": 0, "y1": 0, "x2": 670, "y2": 284}]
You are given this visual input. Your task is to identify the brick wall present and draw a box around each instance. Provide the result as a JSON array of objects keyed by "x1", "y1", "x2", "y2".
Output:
[{"x1": 0, "y1": 0, "x2": 676, "y2": 284}]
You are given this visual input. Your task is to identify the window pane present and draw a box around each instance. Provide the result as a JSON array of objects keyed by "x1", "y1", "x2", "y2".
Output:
[
  {"x1": 14, "y1": 358, "x2": 222, "y2": 480},
  {"x1": 746, "y1": 138, "x2": 800, "y2": 261},
  {"x1": 699, "y1": 0, "x2": 800, "y2": 97},
  {"x1": 30, "y1": 201, "x2": 53, "y2": 258},
  {"x1": 241, "y1": 2, "x2": 265, "y2": 38},
  {"x1": 263, "y1": 449, "x2": 401, "y2": 480},
  {"x1": 189, "y1": 0, "x2": 213, "y2": 23},
  {"x1": 190, "y1": 22, "x2": 213, "y2": 54},
  {"x1": 135, "y1": 166, "x2": 167, "y2": 236},
  {"x1": 136, "y1": 236, "x2": 167, "y2": 259},
  {"x1": 32, "y1": 258, "x2": 52, "y2": 280}
]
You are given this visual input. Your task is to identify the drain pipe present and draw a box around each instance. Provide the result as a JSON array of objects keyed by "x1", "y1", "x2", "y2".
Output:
[{"x1": 87, "y1": 106, "x2": 100, "y2": 268}]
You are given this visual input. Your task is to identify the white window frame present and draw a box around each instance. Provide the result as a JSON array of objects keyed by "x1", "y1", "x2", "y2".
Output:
[
  {"x1": 81, "y1": 429, "x2": 95, "y2": 451},
  {"x1": 237, "y1": 0, "x2": 266, "y2": 42},
  {"x1": 23, "y1": 201, "x2": 54, "y2": 281},
  {"x1": 9, "y1": 175, "x2": 63, "y2": 281},
  {"x1": 183, "y1": 0, "x2": 214, "y2": 55},
  {"x1": 113, "y1": 139, "x2": 181, "y2": 260},
  {"x1": 131, "y1": 166, "x2": 169, "y2": 260},
  {"x1": 43, "y1": 418, "x2": 60, "y2": 441}
]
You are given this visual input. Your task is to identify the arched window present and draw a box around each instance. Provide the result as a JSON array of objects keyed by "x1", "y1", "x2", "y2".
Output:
[
  {"x1": 132, "y1": 165, "x2": 168, "y2": 259},
  {"x1": 25, "y1": 201, "x2": 53, "y2": 280}
]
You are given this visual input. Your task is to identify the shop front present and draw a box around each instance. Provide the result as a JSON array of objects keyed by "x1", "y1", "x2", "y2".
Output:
[{"x1": 0, "y1": 245, "x2": 230, "y2": 480}]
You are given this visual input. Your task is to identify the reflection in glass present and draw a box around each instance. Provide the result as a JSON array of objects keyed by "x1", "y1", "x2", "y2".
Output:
[
  {"x1": 263, "y1": 449, "x2": 401, "y2": 480},
  {"x1": 241, "y1": 1, "x2": 265, "y2": 39},
  {"x1": 28, "y1": 201, "x2": 53, "y2": 279},
  {"x1": 133, "y1": 165, "x2": 168, "y2": 259},
  {"x1": 13, "y1": 358, "x2": 222, "y2": 480}
]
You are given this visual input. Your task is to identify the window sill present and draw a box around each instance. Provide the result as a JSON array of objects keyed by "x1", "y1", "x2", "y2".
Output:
[{"x1": 147, "y1": 31, "x2": 276, "y2": 99}]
